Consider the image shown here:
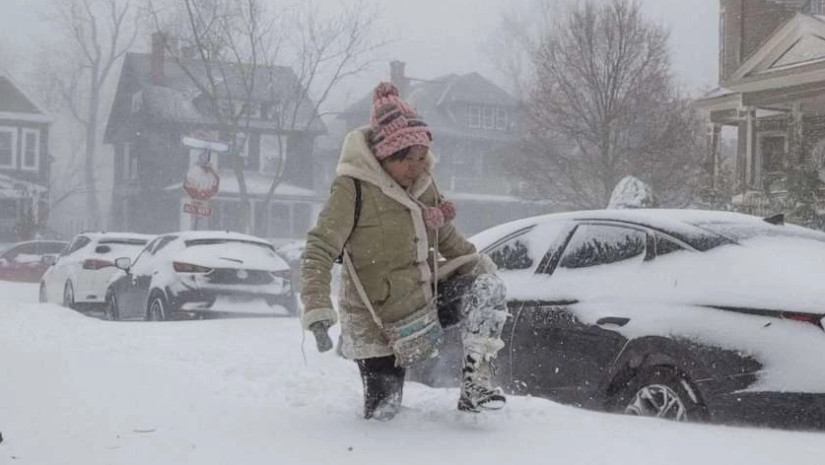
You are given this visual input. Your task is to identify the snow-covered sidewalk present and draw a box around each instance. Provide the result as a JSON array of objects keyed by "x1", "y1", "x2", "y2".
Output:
[{"x1": 0, "y1": 281, "x2": 822, "y2": 465}]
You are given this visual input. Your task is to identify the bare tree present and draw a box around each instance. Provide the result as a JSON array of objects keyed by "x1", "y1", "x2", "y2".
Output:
[
  {"x1": 47, "y1": 0, "x2": 139, "y2": 228},
  {"x1": 145, "y1": 0, "x2": 380, "y2": 233},
  {"x1": 514, "y1": 0, "x2": 704, "y2": 209}
]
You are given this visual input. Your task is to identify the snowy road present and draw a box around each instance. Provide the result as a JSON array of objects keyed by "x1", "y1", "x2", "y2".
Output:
[{"x1": 0, "y1": 281, "x2": 823, "y2": 464}]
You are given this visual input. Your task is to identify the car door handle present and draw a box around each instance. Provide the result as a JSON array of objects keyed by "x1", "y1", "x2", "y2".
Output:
[{"x1": 597, "y1": 316, "x2": 630, "y2": 327}]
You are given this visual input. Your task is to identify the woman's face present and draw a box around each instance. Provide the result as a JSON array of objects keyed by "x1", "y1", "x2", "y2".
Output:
[{"x1": 383, "y1": 145, "x2": 428, "y2": 188}]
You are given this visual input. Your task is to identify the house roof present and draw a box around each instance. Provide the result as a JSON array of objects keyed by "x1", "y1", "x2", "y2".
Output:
[
  {"x1": 340, "y1": 71, "x2": 518, "y2": 137},
  {"x1": 108, "y1": 53, "x2": 326, "y2": 137},
  {"x1": 0, "y1": 71, "x2": 52, "y2": 124},
  {"x1": 724, "y1": 13, "x2": 825, "y2": 91}
]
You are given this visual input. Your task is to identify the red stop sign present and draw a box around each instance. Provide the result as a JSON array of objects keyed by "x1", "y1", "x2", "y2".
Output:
[{"x1": 184, "y1": 163, "x2": 220, "y2": 200}]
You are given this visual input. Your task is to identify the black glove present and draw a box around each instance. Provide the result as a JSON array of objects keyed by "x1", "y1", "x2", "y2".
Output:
[{"x1": 309, "y1": 321, "x2": 333, "y2": 353}]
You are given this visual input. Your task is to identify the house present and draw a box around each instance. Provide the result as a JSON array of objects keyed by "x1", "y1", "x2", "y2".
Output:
[
  {"x1": 696, "y1": 0, "x2": 825, "y2": 215},
  {"x1": 103, "y1": 34, "x2": 326, "y2": 240},
  {"x1": 0, "y1": 70, "x2": 51, "y2": 242},
  {"x1": 330, "y1": 61, "x2": 547, "y2": 235}
]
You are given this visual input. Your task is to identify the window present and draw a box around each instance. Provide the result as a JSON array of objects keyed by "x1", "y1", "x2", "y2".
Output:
[
  {"x1": 122, "y1": 143, "x2": 138, "y2": 180},
  {"x1": 0, "y1": 128, "x2": 16, "y2": 168},
  {"x1": 495, "y1": 108, "x2": 508, "y2": 130},
  {"x1": 63, "y1": 236, "x2": 92, "y2": 257},
  {"x1": 487, "y1": 231, "x2": 535, "y2": 271},
  {"x1": 0, "y1": 199, "x2": 16, "y2": 219},
  {"x1": 654, "y1": 234, "x2": 685, "y2": 257},
  {"x1": 22, "y1": 129, "x2": 39, "y2": 170},
  {"x1": 292, "y1": 203, "x2": 311, "y2": 237},
  {"x1": 483, "y1": 107, "x2": 495, "y2": 129},
  {"x1": 759, "y1": 135, "x2": 785, "y2": 173},
  {"x1": 131, "y1": 91, "x2": 143, "y2": 113},
  {"x1": 468, "y1": 105, "x2": 481, "y2": 128},
  {"x1": 260, "y1": 134, "x2": 286, "y2": 175},
  {"x1": 558, "y1": 225, "x2": 646, "y2": 269},
  {"x1": 269, "y1": 203, "x2": 290, "y2": 238}
]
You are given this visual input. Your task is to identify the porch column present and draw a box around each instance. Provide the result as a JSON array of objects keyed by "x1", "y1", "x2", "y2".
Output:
[
  {"x1": 743, "y1": 107, "x2": 755, "y2": 189},
  {"x1": 789, "y1": 102, "x2": 804, "y2": 166},
  {"x1": 707, "y1": 123, "x2": 722, "y2": 189}
]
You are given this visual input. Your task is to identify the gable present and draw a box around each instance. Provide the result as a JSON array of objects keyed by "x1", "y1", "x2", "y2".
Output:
[
  {"x1": 772, "y1": 34, "x2": 825, "y2": 68},
  {"x1": 729, "y1": 13, "x2": 825, "y2": 82}
]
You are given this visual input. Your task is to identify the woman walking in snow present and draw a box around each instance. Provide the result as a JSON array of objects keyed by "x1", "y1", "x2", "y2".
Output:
[{"x1": 300, "y1": 82, "x2": 509, "y2": 421}]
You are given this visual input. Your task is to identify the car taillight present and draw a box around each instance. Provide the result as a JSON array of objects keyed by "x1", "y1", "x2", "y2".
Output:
[
  {"x1": 781, "y1": 311, "x2": 824, "y2": 328},
  {"x1": 173, "y1": 261, "x2": 213, "y2": 273},
  {"x1": 83, "y1": 259, "x2": 114, "y2": 270}
]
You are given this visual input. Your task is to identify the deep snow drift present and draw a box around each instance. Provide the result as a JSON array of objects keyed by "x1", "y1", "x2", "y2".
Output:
[{"x1": 0, "y1": 281, "x2": 823, "y2": 465}]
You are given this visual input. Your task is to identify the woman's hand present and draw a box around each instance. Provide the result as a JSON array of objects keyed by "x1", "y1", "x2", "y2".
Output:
[{"x1": 309, "y1": 321, "x2": 334, "y2": 353}]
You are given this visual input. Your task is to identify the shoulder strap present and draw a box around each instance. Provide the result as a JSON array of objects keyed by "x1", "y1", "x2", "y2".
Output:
[{"x1": 334, "y1": 177, "x2": 361, "y2": 264}]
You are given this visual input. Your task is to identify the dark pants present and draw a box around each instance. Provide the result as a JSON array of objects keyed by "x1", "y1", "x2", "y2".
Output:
[{"x1": 355, "y1": 274, "x2": 478, "y2": 419}]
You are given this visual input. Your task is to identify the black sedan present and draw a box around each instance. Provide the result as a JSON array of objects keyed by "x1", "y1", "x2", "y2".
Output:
[{"x1": 411, "y1": 209, "x2": 825, "y2": 430}]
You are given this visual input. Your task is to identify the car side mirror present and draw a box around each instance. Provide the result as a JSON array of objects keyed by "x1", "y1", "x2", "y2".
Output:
[
  {"x1": 41, "y1": 255, "x2": 56, "y2": 266},
  {"x1": 114, "y1": 257, "x2": 131, "y2": 271}
]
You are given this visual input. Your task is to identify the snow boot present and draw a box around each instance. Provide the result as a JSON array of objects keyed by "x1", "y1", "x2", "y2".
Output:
[
  {"x1": 357, "y1": 356, "x2": 405, "y2": 421},
  {"x1": 458, "y1": 351, "x2": 506, "y2": 412}
]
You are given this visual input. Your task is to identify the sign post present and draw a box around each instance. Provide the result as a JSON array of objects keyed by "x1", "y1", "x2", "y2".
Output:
[{"x1": 181, "y1": 134, "x2": 228, "y2": 230}]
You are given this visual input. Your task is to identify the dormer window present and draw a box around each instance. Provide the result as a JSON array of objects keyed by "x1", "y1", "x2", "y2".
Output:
[{"x1": 468, "y1": 105, "x2": 482, "y2": 128}]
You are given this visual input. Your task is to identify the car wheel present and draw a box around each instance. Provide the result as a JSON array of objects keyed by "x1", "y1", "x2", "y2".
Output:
[
  {"x1": 146, "y1": 292, "x2": 167, "y2": 321},
  {"x1": 63, "y1": 281, "x2": 76, "y2": 310},
  {"x1": 105, "y1": 291, "x2": 120, "y2": 321},
  {"x1": 39, "y1": 283, "x2": 47, "y2": 303},
  {"x1": 612, "y1": 366, "x2": 707, "y2": 423}
]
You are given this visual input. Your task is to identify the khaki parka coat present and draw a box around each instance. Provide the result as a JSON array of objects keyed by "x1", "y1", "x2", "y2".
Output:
[{"x1": 300, "y1": 128, "x2": 481, "y2": 360}]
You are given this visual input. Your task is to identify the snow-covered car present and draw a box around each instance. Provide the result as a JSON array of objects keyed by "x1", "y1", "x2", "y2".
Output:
[
  {"x1": 39, "y1": 233, "x2": 154, "y2": 309},
  {"x1": 410, "y1": 209, "x2": 825, "y2": 430},
  {"x1": 0, "y1": 240, "x2": 67, "y2": 282},
  {"x1": 104, "y1": 231, "x2": 295, "y2": 321}
]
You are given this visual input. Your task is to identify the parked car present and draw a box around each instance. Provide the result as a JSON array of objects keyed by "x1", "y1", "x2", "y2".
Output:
[
  {"x1": 40, "y1": 233, "x2": 154, "y2": 309},
  {"x1": 410, "y1": 209, "x2": 825, "y2": 430},
  {"x1": 104, "y1": 231, "x2": 295, "y2": 321},
  {"x1": 0, "y1": 240, "x2": 67, "y2": 282}
]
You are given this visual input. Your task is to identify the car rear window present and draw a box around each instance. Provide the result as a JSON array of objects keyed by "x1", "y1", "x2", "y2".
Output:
[
  {"x1": 693, "y1": 221, "x2": 825, "y2": 244},
  {"x1": 99, "y1": 238, "x2": 149, "y2": 246},
  {"x1": 184, "y1": 238, "x2": 275, "y2": 252}
]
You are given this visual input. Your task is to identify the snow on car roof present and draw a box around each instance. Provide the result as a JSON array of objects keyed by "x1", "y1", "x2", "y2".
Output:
[
  {"x1": 469, "y1": 208, "x2": 812, "y2": 250},
  {"x1": 170, "y1": 230, "x2": 273, "y2": 245},
  {"x1": 81, "y1": 232, "x2": 155, "y2": 242}
]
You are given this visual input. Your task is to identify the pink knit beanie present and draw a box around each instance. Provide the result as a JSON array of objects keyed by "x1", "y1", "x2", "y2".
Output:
[{"x1": 369, "y1": 82, "x2": 432, "y2": 160}]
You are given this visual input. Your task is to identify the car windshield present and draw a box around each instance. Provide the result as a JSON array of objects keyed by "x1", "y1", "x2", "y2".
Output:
[
  {"x1": 693, "y1": 221, "x2": 825, "y2": 244},
  {"x1": 184, "y1": 238, "x2": 275, "y2": 252}
]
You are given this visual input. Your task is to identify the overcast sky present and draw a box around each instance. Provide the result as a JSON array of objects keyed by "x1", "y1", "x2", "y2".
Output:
[{"x1": 0, "y1": 0, "x2": 720, "y2": 105}]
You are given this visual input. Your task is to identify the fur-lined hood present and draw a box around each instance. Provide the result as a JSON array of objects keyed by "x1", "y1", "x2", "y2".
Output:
[{"x1": 335, "y1": 127, "x2": 436, "y2": 200}]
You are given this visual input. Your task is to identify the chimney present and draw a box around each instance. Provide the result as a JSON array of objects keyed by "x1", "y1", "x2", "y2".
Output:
[
  {"x1": 389, "y1": 60, "x2": 409, "y2": 97},
  {"x1": 151, "y1": 32, "x2": 165, "y2": 85}
]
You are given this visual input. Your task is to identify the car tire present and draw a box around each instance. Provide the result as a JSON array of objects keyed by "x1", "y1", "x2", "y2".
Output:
[
  {"x1": 612, "y1": 366, "x2": 707, "y2": 423},
  {"x1": 39, "y1": 283, "x2": 47, "y2": 303},
  {"x1": 105, "y1": 291, "x2": 120, "y2": 321},
  {"x1": 63, "y1": 281, "x2": 76, "y2": 310},
  {"x1": 146, "y1": 292, "x2": 167, "y2": 322}
]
